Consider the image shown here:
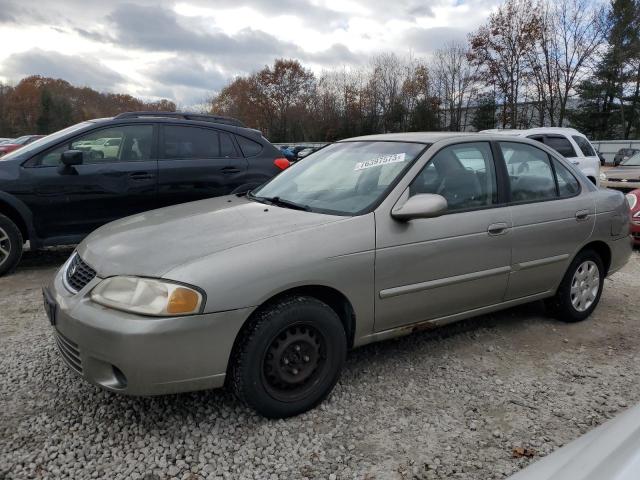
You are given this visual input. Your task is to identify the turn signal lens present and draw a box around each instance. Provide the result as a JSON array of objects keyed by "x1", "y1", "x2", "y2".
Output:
[
  {"x1": 168, "y1": 287, "x2": 201, "y2": 314},
  {"x1": 274, "y1": 157, "x2": 290, "y2": 170}
]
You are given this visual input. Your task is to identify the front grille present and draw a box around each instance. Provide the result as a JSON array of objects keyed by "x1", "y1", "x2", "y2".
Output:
[
  {"x1": 55, "y1": 331, "x2": 82, "y2": 374},
  {"x1": 65, "y1": 253, "x2": 96, "y2": 293}
]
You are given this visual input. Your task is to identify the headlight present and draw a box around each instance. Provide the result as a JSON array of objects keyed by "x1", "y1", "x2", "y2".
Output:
[
  {"x1": 600, "y1": 172, "x2": 607, "y2": 181},
  {"x1": 627, "y1": 193, "x2": 638, "y2": 210},
  {"x1": 90, "y1": 276, "x2": 204, "y2": 316}
]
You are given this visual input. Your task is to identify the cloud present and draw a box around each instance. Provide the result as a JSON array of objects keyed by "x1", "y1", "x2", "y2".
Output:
[
  {"x1": 1, "y1": 49, "x2": 125, "y2": 90},
  {"x1": 146, "y1": 56, "x2": 227, "y2": 91},
  {"x1": 403, "y1": 26, "x2": 469, "y2": 54}
]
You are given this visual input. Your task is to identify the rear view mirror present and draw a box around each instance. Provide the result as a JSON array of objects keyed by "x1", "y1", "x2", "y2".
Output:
[
  {"x1": 60, "y1": 150, "x2": 83, "y2": 166},
  {"x1": 391, "y1": 193, "x2": 448, "y2": 221}
]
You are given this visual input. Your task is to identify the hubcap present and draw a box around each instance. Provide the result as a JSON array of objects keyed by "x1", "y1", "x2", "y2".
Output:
[
  {"x1": 0, "y1": 227, "x2": 10, "y2": 267},
  {"x1": 262, "y1": 324, "x2": 327, "y2": 402},
  {"x1": 570, "y1": 260, "x2": 600, "y2": 312}
]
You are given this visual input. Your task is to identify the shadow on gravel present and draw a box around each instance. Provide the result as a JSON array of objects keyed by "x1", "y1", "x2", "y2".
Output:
[{"x1": 17, "y1": 246, "x2": 75, "y2": 271}]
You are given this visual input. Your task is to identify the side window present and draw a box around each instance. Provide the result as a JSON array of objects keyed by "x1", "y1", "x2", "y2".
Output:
[
  {"x1": 236, "y1": 135, "x2": 263, "y2": 157},
  {"x1": 572, "y1": 136, "x2": 596, "y2": 157},
  {"x1": 163, "y1": 126, "x2": 221, "y2": 159},
  {"x1": 545, "y1": 135, "x2": 577, "y2": 158},
  {"x1": 34, "y1": 125, "x2": 153, "y2": 166},
  {"x1": 220, "y1": 132, "x2": 237, "y2": 157},
  {"x1": 500, "y1": 142, "x2": 557, "y2": 202},
  {"x1": 409, "y1": 142, "x2": 497, "y2": 211},
  {"x1": 553, "y1": 159, "x2": 580, "y2": 197}
]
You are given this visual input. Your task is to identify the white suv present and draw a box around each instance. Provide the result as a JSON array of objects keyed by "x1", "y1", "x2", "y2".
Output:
[{"x1": 481, "y1": 127, "x2": 601, "y2": 185}]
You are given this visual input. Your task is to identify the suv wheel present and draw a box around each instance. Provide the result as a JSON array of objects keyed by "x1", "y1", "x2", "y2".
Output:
[
  {"x1": 0, "y1": 214, "x2": 24, "y2": 277},
  {"x1": 230, "y1": 296, "x2": 347, "y2": 418},
  {"x1": 546, "y1": 249, "x2": 604, "y2": 322}
]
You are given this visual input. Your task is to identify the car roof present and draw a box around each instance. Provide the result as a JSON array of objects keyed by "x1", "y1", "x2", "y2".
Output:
[
  {"x1": 480, "y1": 127, "x2": 584, "y2": 136},
  {"x1": 340, "y1": 132, "x2": 479, "y2": 144}
]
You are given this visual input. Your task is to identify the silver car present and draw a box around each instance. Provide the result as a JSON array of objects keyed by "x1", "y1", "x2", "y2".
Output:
[{"x1": 45, "y1": 133, "x2": 632, "y2": 418}]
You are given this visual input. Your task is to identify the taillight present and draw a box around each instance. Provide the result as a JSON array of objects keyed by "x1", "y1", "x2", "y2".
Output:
[{"x1": 274, "y1": 157, "x2": 290, "y2": 170}]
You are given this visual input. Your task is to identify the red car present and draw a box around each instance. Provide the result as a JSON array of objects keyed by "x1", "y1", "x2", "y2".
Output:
[
  {"x1": 627, "y1": 189, "x2": 640, "y2": 246},
  {"x1": 0, "y1": 135, "x2": 45, "y2": 157}
]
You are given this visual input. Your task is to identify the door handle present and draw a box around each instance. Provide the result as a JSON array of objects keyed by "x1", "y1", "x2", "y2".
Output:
[
  {"x1": 221, "y1": 167, "x2": 242, "y2": 174},
  {"x1": 487, "y1": 223, "x2": 509, "y2": 236},
  {"x1": 129, "y1": 172, "x2": 155, "y2": 180},
  {"x1": 575, "y1": 209, "x2": 590, "y2": 221}
]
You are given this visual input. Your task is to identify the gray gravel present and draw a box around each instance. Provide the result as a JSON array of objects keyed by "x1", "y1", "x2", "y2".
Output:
[{"x1": 1, "y1": 247, "x2": 640, "y2": 480}]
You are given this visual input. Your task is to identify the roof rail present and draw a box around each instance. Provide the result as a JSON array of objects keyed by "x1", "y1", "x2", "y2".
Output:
[{"x1": 113, "y1": 111, "x2": 246, "y2": 127}]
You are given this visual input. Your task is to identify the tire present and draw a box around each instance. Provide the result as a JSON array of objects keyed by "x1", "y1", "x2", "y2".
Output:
[
  {"x1": 545, "y1": 249, "x2": 605, "y2": 322},
  {"x1": 230, "y1": 295, "x2": 347, "y2": 418},
  {"x1": 0, "y1": 214, "x2": 24, "y2": 277}
]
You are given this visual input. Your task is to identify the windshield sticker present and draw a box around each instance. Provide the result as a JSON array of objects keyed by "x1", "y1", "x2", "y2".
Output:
[{"x1": 354, "y1": 153, "x2": 406, "y2": 171}]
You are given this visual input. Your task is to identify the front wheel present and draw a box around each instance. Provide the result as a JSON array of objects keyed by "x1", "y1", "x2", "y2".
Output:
[
  {"x1": 0, "y1": 214, "x2": 24, "y2": 277},
  {"x1": 546, "y1": 249, "x2": 605, "y2": 322},
  {"x1": 230, "y1": 296, "x2": 347, "y2": 418}
]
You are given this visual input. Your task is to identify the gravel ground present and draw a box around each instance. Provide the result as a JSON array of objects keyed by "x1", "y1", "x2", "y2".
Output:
[{"x1": 1, "y1": 247, "x2": 640, "y2": 480}]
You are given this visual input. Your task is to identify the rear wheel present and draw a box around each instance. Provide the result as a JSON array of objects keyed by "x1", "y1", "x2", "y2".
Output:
[
  {"x1": 230, "y1": 296, "x2": 347, "y2": 418},
  {"x1": 546, "y1": 249, "x2": 604, "y2": 322},
  {"x1": 0, "y1": 214, "x2": 23, "y2": 277}
]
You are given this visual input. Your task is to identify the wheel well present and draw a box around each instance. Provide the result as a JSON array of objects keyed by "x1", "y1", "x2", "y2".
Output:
[
  {"x1": 0, "y1": 201, "x2": 28, "y2": 243},
  {"x1": 581, "y1": 241, "x2": 611, "y2": 275}
]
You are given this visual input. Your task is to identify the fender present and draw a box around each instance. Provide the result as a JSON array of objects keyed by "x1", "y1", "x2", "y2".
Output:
[{"x1": 0, "y1": 191, "x2": 39, "y2": 248}]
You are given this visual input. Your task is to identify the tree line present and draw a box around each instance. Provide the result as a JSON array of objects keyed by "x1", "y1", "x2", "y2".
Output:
[
  {"x1": 211, "y1": 0, "x2": 640, "y2": 142},
  {"x1": 0, "y1": 76, "x2": 176, "y2": 138}
]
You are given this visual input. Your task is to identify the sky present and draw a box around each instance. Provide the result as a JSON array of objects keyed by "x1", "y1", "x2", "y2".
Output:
[{"x1": 0, "y1": 0, "x2": 501, "y2": 107}]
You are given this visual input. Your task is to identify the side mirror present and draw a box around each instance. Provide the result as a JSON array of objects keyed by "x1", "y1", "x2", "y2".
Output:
[
  {"x1": 60, "y1": 150, "x2": 83, "y2": 166},
  {"x1": 391, "y1": 193, "x2": 448, "y2": 221}
]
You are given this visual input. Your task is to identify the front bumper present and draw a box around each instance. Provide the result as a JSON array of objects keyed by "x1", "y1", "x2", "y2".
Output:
[
  {"x1": 47, "y1": 267, "x2": 253, "y2": 395},
  {"x1": 602, "y1": 179, "x2": 640, "y2": 191}
]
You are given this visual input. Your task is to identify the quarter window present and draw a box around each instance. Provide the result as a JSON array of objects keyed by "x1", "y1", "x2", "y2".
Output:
[
  {"x1": 236, "y1": 135, "x2": 263, "y2": 157},
  {"x1": 500, "y1": 142, "x2": 557, "y2": 202},
  {"x1": 553, "y1": 159, "x2": 580, "y2": 197},
  {"x1": 163, "y1": 126, "x2": 222, "y2": 159},
  {"x1": 545, "y1": 135, "x2": 577, "y2": 158},
  {"x1": 409, "y1": 142, "x2": 497, "y2": 211}
]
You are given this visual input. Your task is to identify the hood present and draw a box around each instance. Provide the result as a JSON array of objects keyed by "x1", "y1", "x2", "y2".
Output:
[
  {"x1": 78, "y1": 195, "x2": 343, "y2": 277},
  {"x1": 508, "y1": 403, "x2": 640, "y2": 480}
]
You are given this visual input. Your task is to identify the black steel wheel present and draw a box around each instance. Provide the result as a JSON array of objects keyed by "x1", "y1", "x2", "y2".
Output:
[{"x1": 230, "y1": 296, "x2": 347, "y2": 418}]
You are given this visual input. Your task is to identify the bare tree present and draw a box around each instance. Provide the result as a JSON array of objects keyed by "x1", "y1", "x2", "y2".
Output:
[{"x1": 433, "y1": 42, "x2": 477, "y2": 131}]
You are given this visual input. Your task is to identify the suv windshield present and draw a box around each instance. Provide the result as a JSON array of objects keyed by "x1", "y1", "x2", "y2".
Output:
[
  {"x1": 1, "y1": 122, "x2": 93, "y2": 161},
  {"x1": 621, "y1": 152, "x2": 640, "y2": 166},
  {"x1": 251, "y1": 141, "x2": 427, "y2": 215}
]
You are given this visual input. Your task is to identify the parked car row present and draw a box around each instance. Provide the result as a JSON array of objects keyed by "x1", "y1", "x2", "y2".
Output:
[
  {"x1": 0, "y1": 134, "x2": 45, "y2": 156},
  {"x1": 279, "y1": 144, "x2": 325, "y2": 162},
  {"x1": 0, "y1": 111, "x2": 289, "y2": 276}
]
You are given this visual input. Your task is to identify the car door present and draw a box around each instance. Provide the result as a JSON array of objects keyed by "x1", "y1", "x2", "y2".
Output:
[
  {"x1": 498, "y1": 141, "x2": 595, "y2": 300},
  {"x1": 23, "y1": 124, "x2": 158, "y2": 239},
  {"x1": 374, "y1": 141, "x2": 512, "y2": 332},
  {"x1": 157, "y1": 124, "x2": 247, "y2": 208}
]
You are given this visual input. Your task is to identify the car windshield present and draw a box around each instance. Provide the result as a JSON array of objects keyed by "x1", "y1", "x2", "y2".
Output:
[
  {"x1": 621, "y1": 152, "x2": 640, "y2": 166},
  {"x1": 251, "y1": 141, "x2": 427, "y2": 215},
  {"x1": 1, "y1": 122, "x2": 92, "y2": 161}
]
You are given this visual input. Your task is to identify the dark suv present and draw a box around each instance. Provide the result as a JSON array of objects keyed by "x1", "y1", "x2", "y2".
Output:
[{"x1": 0, "y1": 112, "x2": 289, "y2": 276}]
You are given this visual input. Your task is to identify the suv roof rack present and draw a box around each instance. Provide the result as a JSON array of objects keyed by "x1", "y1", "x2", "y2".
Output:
[{"x1": 114, "y1": 111, "x2": 246, "y2": 127}]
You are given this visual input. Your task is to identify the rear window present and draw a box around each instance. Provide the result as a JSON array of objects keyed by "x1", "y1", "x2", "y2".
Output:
[
  {"x1": 572, "y1": 136, "x2": 596, "y2": 157},
  {"x1": 545, "y1": 136, "x2": 577, "y2": 158},
  {"x1": 236, "y1": 135, "x2": 263, "y2": 157}
]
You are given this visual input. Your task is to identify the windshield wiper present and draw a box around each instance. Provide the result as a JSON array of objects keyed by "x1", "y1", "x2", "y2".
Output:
[{"x1": 251, "y1": 195, "x2": 311, "y2": 211}]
